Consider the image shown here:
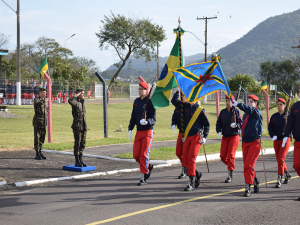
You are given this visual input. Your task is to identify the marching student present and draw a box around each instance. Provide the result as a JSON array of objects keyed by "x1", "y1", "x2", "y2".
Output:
[
  {"x1": 171, "y1": 90, "x2": 210, "y2": 191},
  {"x1": 216, "y1": 95, "x2": 241, "y2": 183},
  {"x1": 282, "y1": 95, "x2": 300, "y2": 201},
  {"x1": 171, "y1": 106, "x2": 187, "y2": 179},
  {"x1": 232, "y1": 95, "x2": 263, "y2": 197},
  {"x1": 268, "y1": 98, "x2": 292, "y2": 188},
  {"x1": 128, "y1": 81, "x2": 156, "y2": 186}
]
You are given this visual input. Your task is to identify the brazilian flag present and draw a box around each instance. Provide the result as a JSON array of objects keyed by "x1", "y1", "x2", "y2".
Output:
[
  {"x1": 151, "y1": 29, "x2": 183, "y2": 108},
  {"x1": 38, "y1": 58, "x2": 48, "y2": 79},
  {"x1": 259, "y1": 82, "x2": 267, "y2": 93}
]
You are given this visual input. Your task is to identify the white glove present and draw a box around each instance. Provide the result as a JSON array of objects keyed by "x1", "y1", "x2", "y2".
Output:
[
  {"x1": 129, "y1": 130, "x2": 132, "y2": 142},
  {"x1": 218, "y1": 132, "x2": 222, "y2": 139},
  {"x1": 140, "y1": 119, "x2": 148, "y2": 125},
  {"x1": 282, "y1": 137, "x2": 288, "y2": 147},
  {"x1": 272, "y1": 136, "x2": 277, "y2": 141},
  {"x1": 232, "y1": 100, "x2": 238, "y2": 107},
  {"x1": 230, "y1": 123, "x2": 237, "y2": 128},
  {"x1": 172, "y1": 125, "x2": 176, "y2": 133},
  {"x1": 201, "y1": 138, "x2": 206, "y2": 145}
]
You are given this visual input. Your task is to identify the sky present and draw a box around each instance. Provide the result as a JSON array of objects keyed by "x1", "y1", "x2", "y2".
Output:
[{"x1": 1, "y1": 0, "x2": 300, "y2": 71}]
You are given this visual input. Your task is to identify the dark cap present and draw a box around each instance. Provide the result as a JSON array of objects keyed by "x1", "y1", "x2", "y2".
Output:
[
  {"x1": 76, "y1": 88, "x2": 83, "y2": 94},
  {"x1": 39, "y1": 87, "x2": 47, "y2": 92}
]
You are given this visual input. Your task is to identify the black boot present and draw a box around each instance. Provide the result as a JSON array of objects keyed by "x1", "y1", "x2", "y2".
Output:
[
  {"x1": 275, "y1": 174, "x2": 282, "y2": 188},
  {"x1": 244, "y1": 184, "x2": 251, "y2": 197},
  {"x1": 184, "y1": 176, "x2": 195, "y2": 191},
  {"x1": 75, "y1": 155, "x2": 83, "y2": 167},
  {"x1": 254, "y1": 177, "x2": 259, "y2": 193},
  {"x1": 144, "y1": 164, "x2": 153, "y2": 180},
  {"x1": 79, "y1": 154, "x2": 87, "y2": 167},
  {"x1": 178, "y1": 167, "x2": 187, "y2": 179},
  {"x1": 284, "y1": 171, "x2": 291, "y2": 184},
  {"x1": 138, "y1": 174, "x2": 147, "y2": 186},
  {"x1": 35, "y1": 150, "x2": 42, "y2": 160},
  {"x1": 39, "y1": 150, "x2": 47, "y2": 160},
  {"x1": 225, "y1": 170, "x2": 233, "y2": 183},
  {"x1": 195, "y1": 170, "x2": 202, "y2": 188}
]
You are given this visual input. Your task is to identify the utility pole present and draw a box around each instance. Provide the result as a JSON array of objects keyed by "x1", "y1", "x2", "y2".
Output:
[
  {"x1": 196, "y1": 16, "x2": 217, "y2": 62},
  {"x1": 16, "y1": 0, "x2": 21, "y2": 105},
  {"x1": 156, "y1": 41, "x2": 159, "y2": 80}
]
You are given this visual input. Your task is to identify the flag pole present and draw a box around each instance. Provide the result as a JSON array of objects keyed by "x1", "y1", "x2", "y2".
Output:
[{"x1": 43, "y1": 72, "x2": 52, "y2": 143}]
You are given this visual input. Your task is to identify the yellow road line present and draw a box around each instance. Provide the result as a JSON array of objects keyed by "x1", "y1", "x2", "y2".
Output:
[{"x1": 86, "y1": 176, "x2": 298, "y2": 225}]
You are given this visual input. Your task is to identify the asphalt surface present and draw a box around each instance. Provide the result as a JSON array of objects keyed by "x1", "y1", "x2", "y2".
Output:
[{"x1": 1, "y1": 151, "x2": 299, "y2": 225}]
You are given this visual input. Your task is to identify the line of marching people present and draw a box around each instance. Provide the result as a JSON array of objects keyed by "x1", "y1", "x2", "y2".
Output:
[{"x1": 128, "y1": 82, "x2": 300, "y2": 200}]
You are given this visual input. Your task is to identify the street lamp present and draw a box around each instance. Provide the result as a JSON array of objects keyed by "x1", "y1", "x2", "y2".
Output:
[{"x1": 64, "y1": 33, "x2": 76, "y2": 47}]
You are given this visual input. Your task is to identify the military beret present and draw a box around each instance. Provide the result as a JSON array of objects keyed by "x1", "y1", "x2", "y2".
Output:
[
  {"x1": 39, "y1": 87, "x2": 47, "y2": 92},
  {"x1": 248, "y1": 95, "x2": 259, "y2": 101},
  {"x1": 225, "y1": 95, "x2": 234, "y2": 100},
  {"x1": 139, "y1": 81, "x2": 149, "y2": 90},
  {"x1": 76, "y1": 88, "x2": 83, "y2": 93},
  {"x1": 277, "y1": 98, "x2": 286, "y2": 104}
]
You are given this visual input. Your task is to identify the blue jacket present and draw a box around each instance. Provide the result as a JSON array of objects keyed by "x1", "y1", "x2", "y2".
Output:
[
  {"x1": 269, "y1": 112, "x2": 291, "y2": 140},
  {"x1": 171, "y1": 91, "x2": 210, "y2": 138},
  {"x1": 237, "y1": 103, "x2": 263, "y2": 143},
  {"x1": 216, "y1": 107, "x2": 241, "y2": 137},
  {"x1": 171, "y1": 108, "x2": 181, "y2": 130},
  {"x1": 128, "y1": 97, "x2": 156, "y2": 131},
  {"x1": 284, "y1": 101, "x2": 300, "y2": 141}
]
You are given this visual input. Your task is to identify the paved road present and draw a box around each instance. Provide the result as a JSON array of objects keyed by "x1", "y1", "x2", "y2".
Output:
[{"x1": 1, "y1": 152, "x2": 299, "y2": 225}]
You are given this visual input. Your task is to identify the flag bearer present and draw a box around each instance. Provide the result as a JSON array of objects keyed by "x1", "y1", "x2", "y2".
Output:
[
  {"x1": 268, "y1": 98, "x2": 292, "y2": 188},
  {"x1": 128, "y1": 81, "x2": 156, "y2": 186},
  {"x1": 232, "y1": 95, "x2": 263, "y2": 197},
  {"x1": 282, "y1": 96, "x2": 300, "y2": 201},
  {"x1": 171, "y1": 90, "x2": 210, "y2": 191},
  {"x1": 216, "y1": 95, "x2": 241, "y2": 183}
]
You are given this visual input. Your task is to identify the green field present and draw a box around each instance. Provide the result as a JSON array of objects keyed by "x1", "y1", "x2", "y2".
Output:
[{"x1": 0, "y1": 99, "x2": 277, "y2": 151}]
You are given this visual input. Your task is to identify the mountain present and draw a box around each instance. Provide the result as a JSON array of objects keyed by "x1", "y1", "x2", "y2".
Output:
[{"x1": 217, "y1": 9, "x2": 300, "y2": 78}]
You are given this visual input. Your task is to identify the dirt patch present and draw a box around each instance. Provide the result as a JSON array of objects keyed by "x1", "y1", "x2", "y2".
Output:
[
  {"x1": 0, "y1": 111, "x2": 21, "y2": 118},
  {"x1": 0, "y1": 147, "x2": 32, "y2": 152}
]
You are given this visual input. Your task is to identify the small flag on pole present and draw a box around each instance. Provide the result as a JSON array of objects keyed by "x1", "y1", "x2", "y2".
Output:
[
  {"x1": 259, "y1": 82, "x2": 267, "y2": 93},
  {"x1": 38, "y1": 58, "x2": 48, "y2": 79}
]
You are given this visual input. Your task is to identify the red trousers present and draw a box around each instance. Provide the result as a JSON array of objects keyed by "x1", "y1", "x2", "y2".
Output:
[
  {"x1": 220, "y1": 135, "x2": 239, "y2": 171},
  {"x1": 63, "y1": 93, "x2": 67, "y2": 103},
  {"x1": 133, "y1": 130, "x2": 153, "y2": 174},
  {"x1": 176, "y1": 132, "x2": 184, "y2": 165},
  {"x1": 242, "y1": 139, "x2": 260, "y2": 184},
  {"x1": 182, "y1": 134, "x2": 201, "y2": 176},
  {"x1": 274, "y1": 138, "x2": 291, "y2": 175},
  {"x1": 293, "y1": 141, "x2": 300, "y2": 176}
]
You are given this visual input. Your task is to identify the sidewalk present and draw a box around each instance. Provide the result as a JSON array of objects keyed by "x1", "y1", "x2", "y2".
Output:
[{"x1": 0, "y1": 137, "x2": 274, "y2": 188}]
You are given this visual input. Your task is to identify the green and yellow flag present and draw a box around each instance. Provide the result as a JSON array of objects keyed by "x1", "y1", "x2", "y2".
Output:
[
  {"x1": 38, "y1": 58, "x2": 48, "y2": 79},
  {"x1": 150, "y1": 29, "x2": 184, "y2": 108},
  {"x1": 259, "y1": 82, "x2": 267, "y2": 93}
]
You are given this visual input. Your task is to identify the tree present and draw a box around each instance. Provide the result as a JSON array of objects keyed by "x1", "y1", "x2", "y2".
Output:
[
  {"x1": 0, "y1": 33, "x2": 10, "y2": 49},
  {"x1": 95, "y1": 12, "x2": 166, "y2": 90},
  {"x1": 68, "y1": 56, "x2": 100, "y2": 78},
  {"x1": 227, "y1": 74, "x2": 260, "y2": 93},
  {"x1": 259, "y1": 59, "x2": 300, "y2": 92}
]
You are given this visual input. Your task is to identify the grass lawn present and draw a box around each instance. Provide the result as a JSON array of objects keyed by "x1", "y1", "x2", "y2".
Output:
[{"x1": 0, "y1": 99, "x2": 277, "y2": 150}]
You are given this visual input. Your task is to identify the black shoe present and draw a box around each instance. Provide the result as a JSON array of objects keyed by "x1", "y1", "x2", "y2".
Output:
[
  {"x1": 75, "y1": 155, "x2": 83, "y2": 167},
  {"x1": 144, "y1": 164, "x2": 153, "y2": 180},
  {"x1": 254, "y1": 177, "x2": 260, "y2": 193},
  {"x1": 178, "y1": 167, "x2": 187, "y2": 179},
  {"x1": 35, "y1": 151, "x2": 42, "y2": 160},
  {"x1": 284, "y1": 171, "x2": 291, "y2": 184},
  {"x1": 79, "y1": 154, "x2": 87, "y2": 167},
  {"x1": 244, "y1": 184, "x2": 251, "y2": 197},
  {"x1": 184, "y1": 176, "x2": 195, "y2": 191},
  {"x1": 275, "y1": 174, "x2": 282, "y2": 188},
  {"x1": 225, "y1": 170, "x2": 233, "y2": 183},
  {"x1": 138, "y1": 174, "x2": 147, "y2": 186},
  {"x1": 195, "y1": 170, "x2": 202, "y2": 188},
  {"x1": 39, "y1": 150, "x2": 47, "y2": 160}
]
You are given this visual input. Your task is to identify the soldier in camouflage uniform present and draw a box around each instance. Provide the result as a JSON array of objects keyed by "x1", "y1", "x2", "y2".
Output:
[
  {"x1": 68, "y1": 88, "x2": 88, "y2": 167},
  {"x1": 33, "y1": 87, "x2": 48, "y2": 160}
]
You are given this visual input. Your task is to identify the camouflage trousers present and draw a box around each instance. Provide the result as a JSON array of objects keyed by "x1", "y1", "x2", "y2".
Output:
[
  {"x1": 73, "y1": 130, "x2": 87, "y2": 156},
  {"x1": 34, "y1": 127, "x2": 46, "y2": 151}
]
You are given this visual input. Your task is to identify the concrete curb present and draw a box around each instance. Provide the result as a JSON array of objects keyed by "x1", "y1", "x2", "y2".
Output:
[{"x1": 13, "y1": 147, "x2": 294, "y2": 187}]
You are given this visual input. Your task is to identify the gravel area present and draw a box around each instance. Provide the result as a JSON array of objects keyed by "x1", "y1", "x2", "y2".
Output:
[{"x1": 0, "y1": 111, "x2": 21, "y2": 118}]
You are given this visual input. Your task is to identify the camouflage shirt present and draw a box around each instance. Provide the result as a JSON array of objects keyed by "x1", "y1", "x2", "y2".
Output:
[
  {"x1": 68, "y1": 97, "x2": 87, "y2": 131},
  {"x1": 33, "y1": 96, "x2": 49, "y2": 128}
]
